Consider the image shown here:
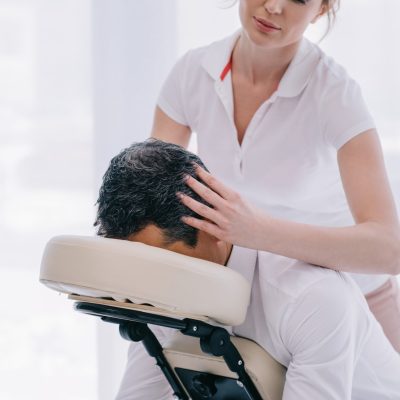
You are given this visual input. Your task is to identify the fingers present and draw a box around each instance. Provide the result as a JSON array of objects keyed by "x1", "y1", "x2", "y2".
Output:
[
  {"x1": 181, "y1": 216, "x2": 223, "y2": 240},
  {"x1": 194, "y1": 165, "x2": 236, "y2": 201},
  {"x1": 184, "y1": 174, "x2": 227, "y2": 210},
  {"x1": 178, "y1": 192, "x2": 226, "y2": 226}
]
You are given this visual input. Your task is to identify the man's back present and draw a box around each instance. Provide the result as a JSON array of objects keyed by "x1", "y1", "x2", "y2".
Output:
[
  {"x1": 117, "y1": 247, "x2": 400, "y2": 399},
  {"x1": 231, "y1": 249, "x2": 400, "y2": 399}
]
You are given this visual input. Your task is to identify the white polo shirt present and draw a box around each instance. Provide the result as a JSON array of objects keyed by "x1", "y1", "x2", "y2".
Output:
[
  {"x1": 158, "y1": 30, "x2": 389, "y2": 294},
  {"x1": 229, "y1": 247, "x2": 400, "y2": 400},
  {"x1": 116, "y1": 247, "x2": 400, "y2": 400}
]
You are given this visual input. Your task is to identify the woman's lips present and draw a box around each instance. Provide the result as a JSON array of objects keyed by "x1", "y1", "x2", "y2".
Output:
[{"x1": 253, "y1": 16, "x2": 282, "y2": 33}]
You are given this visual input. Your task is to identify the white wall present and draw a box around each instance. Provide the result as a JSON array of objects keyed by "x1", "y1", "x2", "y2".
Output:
[{"x1": 92, "y1": 0, "x2": 178, "y2": 188}]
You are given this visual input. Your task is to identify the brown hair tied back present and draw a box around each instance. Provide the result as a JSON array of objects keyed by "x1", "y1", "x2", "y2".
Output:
[{"x1": 323, "y1": 0, "x2": 341, "y2": 38}]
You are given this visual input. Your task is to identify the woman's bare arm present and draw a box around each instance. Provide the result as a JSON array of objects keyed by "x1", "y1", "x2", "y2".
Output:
[
  {"x1": 150, "y1": 106, "x2": 191, "y2": 148},
  {"x1": 178, "y1": 129, "x2": 400, "y2": 275}
]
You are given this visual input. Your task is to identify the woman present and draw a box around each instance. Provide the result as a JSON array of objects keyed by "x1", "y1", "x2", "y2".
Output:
[{"x1": 151, "y1": 0, "x2": 400, "y2": 351}]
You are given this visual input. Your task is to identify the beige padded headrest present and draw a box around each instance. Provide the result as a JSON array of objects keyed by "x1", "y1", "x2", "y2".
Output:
[{"x1": 39, "y1": 235, "x2": 251, "y2": 326}]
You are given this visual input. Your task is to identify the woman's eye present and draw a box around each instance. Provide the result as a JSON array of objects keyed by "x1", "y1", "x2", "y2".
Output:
[{"x1": 292, "y1": 0, "x2": 307, "y2": 4}]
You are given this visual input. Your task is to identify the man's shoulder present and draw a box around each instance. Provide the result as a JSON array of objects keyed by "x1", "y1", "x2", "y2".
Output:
[
  {"x1": 258, "y1": 252, "x2": 354, "y2": 302},
  {"x1": 255, "y1": 253, "x2": 368, "y2": 345}
]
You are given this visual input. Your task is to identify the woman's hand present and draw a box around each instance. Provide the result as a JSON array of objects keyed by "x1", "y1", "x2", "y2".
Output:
[{"x1": 178, "y1": 165, "x2": 267, "y2": 249}]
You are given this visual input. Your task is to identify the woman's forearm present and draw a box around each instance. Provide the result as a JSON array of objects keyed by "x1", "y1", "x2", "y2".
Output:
[
  {"x1": 257, "y1": 215, "x2": 400, "y2": 275},
  {"x1": 180, "y1": 167, "x2": 400, "y2": 275}
]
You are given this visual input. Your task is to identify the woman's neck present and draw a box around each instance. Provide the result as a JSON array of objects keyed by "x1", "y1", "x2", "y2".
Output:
[{"x1": 232, "y1": 33, "x2": 301, "y2": 85}]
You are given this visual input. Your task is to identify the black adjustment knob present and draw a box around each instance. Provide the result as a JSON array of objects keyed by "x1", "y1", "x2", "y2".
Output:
[
  {"x1": 191, "y1": 373, "x2": 217, "y2": 398},
  {"x1": 201, "y1": 328, "x2": 230, "y2": 356},
  {"x1": 119, "y1": 322, "x2": 146, "y2": 342}
]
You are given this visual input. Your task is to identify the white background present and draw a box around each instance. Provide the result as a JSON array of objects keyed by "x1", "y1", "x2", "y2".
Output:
[{"x1": 0, "y1": 1, "x2": 399, "y2": 399}]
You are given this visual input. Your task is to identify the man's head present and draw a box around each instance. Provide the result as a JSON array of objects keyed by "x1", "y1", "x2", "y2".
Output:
[{"x1": 94, "y1": 139, "x2": 231, "y2": 264}]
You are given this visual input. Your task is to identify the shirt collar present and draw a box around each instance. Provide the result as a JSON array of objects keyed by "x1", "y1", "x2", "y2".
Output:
[
  {"x1": 201, "y1": 29, "x2": 241, "y2": 81},
  {"x1": 277, "y1": 37, "x2": 321, "y2": 98},
  {"x1": 201, "y1": 30, "x2": 321, "y2": 98}
]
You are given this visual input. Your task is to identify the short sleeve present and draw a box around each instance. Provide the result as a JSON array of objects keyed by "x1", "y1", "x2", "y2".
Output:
[
  {"x1": 157, "y1": 51, "x2": 191, "y2": 127},
  {"x1": 280, "y1": 277, "x2": 369, "y2": 400},
  {"x1": 322, "y1": 77, "x2": 375, "y2": 150}
]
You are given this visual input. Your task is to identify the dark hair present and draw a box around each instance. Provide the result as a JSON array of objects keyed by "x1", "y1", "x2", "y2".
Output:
[
  {"x1": 322, "y1": 0, "x2": 340, "y2": 39},
  {"x1": 94, "y1": 139, "x2": 209, "y2": 247}
]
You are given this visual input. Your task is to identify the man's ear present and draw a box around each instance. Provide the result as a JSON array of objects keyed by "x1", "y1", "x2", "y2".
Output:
[{"x1": 311, "y1": 3, "x2": 329, "y2": 24}]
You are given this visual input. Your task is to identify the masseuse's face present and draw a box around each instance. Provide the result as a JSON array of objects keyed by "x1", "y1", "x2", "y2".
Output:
[
  {"x1": 128, "y1": 224, "x2": 232, "y2": 266},
  {"x1": 239, "y1": 0, "x2": 327, "y2": 48}
]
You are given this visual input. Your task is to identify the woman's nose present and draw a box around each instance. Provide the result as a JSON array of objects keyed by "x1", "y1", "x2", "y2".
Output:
[{"x1": 263, "y1": 0, "x2": 283, "y2": 14}]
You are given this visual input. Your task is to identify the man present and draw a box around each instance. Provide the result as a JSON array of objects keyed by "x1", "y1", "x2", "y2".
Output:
[{"x1": 95, "y1": 139, "x2": 400, "y2": 400}]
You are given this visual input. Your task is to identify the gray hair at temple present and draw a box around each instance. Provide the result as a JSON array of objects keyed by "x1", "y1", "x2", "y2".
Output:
[{"x1": 94, "y1": 138, "x2": 209, "y2": 247}]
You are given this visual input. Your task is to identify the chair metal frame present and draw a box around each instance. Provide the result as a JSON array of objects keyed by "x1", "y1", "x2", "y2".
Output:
[{"x1": 75, "y1": 301, "x2": 264, "y2": 400}]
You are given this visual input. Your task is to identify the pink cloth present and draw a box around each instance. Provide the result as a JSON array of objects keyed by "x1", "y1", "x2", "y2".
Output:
[{"x1": 366, "y1": 277, "x2": 400, "y2": 352}]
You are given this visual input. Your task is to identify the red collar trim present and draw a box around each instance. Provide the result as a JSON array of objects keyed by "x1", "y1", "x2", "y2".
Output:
[{"x1": 220, "y1": 57, "x2": 232, "y2": 81}]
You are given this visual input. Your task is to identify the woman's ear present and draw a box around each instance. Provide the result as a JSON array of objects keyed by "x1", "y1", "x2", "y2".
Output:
[{"x1": 311, "y1": 3, "x2": 329, "y2": 24}]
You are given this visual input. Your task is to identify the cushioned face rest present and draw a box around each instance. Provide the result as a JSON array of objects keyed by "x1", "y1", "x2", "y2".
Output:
[{"x1": 39, "y1": 235, "x2": 251, "y2": 326}]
